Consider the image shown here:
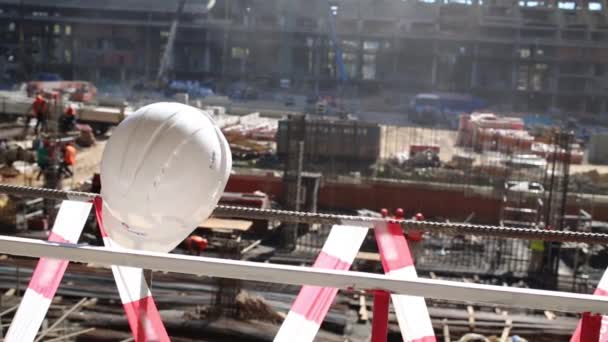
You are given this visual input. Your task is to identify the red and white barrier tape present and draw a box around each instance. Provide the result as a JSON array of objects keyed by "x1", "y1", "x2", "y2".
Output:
[
  {"x1": 374, "y1": 219, "x2": 436, "y2": 342},
  {"x1": 274, "y1": 225, "x2": 369, "y2": 342},
  {"x1": 94, "y1": 198, "x2": 170, "y2": 342},
  {"x1": 6, "y1": 200, "x2": 92, "y2": 342}
]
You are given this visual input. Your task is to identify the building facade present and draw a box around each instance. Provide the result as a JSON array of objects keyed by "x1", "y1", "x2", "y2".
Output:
[{"x1": 1, "y1": 0, "x2": 608, "y2": 113}]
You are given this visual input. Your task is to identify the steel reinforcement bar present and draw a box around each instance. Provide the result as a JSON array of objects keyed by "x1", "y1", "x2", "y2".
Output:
[{"x1": 0, "y1": 184, "x2": 605, "y2": 244}]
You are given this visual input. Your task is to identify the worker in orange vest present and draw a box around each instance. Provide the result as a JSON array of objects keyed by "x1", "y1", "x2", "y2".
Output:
[
  {"x1": 59, "y1": 142, "x2": 76, "y2": 178},
  {"x1": 185, "y1": 235, "x2": 208, "y2": 256},
  {"x1": 27, "y1": 94, "x2": 48, "y2": 135},
  {"x1": 60, "y1": 105, "x2": 76, "y2": 133}
]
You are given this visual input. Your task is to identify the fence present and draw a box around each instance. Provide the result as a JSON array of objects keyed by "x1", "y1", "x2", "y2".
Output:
[{"x1": 279, "y1": 222, "x2": 607, "y2": 293}]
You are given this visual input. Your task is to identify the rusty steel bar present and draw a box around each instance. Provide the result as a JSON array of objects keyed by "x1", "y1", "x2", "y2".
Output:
[{"x1": 0, "y1": 184, "x2": 606, "y2": 244}]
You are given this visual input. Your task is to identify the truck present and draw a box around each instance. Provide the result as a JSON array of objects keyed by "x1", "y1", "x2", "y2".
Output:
[{"x1": 76, "y1": 105, "x2": 133, "y2": 135}]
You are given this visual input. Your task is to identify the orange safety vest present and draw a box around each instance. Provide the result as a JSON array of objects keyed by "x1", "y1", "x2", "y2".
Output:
[
  {"x1": 32, "y1": 96, "x2": 47, "y2": 115},
  {"x1": 64, "y1": 145, "x2": 76, "y2": 165}
]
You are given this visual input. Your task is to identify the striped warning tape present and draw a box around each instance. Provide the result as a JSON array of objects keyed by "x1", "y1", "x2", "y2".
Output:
[
  {"x1": 93, "y1": 198, "x2": 170, "y2": 342},
  {"x1": 275, "y1": 225, "x2": 368, "y2": 342},
  {"x1": 5, "y1": 200, "x2": 92, "y2": 342}
]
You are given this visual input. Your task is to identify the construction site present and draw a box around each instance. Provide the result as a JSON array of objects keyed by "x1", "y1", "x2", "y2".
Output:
[{"x1": 0, "y1": 0, "x2": 606, "y2": 341}]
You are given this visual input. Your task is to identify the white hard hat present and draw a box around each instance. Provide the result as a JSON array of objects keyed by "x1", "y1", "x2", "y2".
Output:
[{"x1": 100, "y1": 102, "x2": 231, "y2": 252}]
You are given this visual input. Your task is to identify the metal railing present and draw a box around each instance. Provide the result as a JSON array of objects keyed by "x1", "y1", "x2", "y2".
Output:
[{"x1": 0, "y1": 234, "x2": 606, "y2": 314}]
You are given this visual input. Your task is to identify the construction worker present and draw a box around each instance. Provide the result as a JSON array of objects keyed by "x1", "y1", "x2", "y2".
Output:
[
  {"x1": 35, "y1": 139, "x2": 50, "y2": 181},
  {"x1": 529, "y1": 222, "x2": 546, "y2": 274},
  {"x1": 185, "y1": 235, "x2": 208, "y2": 256},
  {"x1": 59, "y1": 142, "x2": 76, "y2": 178},
  {"x1": 28, "y1": 94, "x2": 48, "y2": 135},
  {"x1": 59, "y1": 105, "x2": 76, "y2": 133}
]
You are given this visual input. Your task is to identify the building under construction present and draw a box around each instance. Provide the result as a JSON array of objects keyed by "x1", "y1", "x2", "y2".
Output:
[{"x1": 1, "y1": 0, "x2": 608, "y2": 113}]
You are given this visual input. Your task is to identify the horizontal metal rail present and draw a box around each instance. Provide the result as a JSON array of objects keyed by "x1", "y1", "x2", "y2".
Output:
[
  {"x1": 0, "y1": 184, "x2": 607, "y2": 243},
  {"x1": 0, "y1": 234, "x2": 606, "y2": 314}
]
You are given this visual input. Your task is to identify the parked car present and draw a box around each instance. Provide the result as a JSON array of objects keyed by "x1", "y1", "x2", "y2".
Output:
[{"x1": 505, "y1": 181, "x2": 544, "y2": 194}]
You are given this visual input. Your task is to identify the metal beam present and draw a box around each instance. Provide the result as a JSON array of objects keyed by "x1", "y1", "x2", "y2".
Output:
[{"x1": 0, "y1": 235, "x2": 606, "y2": 314}]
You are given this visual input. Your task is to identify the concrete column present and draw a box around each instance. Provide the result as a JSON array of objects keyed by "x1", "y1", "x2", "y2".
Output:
[
  {"x1": 203, "y1": 33, "x2": 211, "y2": 72},
  {"x1": 314, "y1": 37, "x2": 321, "y2": 94},
  {"x1": 582, "y1": 98, "x2": 588, "y2": 113},
  {"x1": 431, "y1": 57, "x2": 437, "y2": 88},
  {"x1": 392, "y1": 38, "x2": 398, "y2": 77},
  {"x1": 431, "y1": 43, "x2": 438, "y2": 88},
  {"x1": 551, "y1": 94, "x2": 558, "y2": 109},
  {"x1": 511, "y1": 62, "x2": 518, "y2": 91},
  {"x1": 278, "y1": 0, "x2": 295, "y2": 81},
  {"x1": 144, "y1": 14, "x2": 151, "y2": 79},
  {"x1": 471, "y1": 43, "x2": 479, "y2": 89},
  {"x1": 357, "y1": 39, "x2": 364, "y2": 80}
]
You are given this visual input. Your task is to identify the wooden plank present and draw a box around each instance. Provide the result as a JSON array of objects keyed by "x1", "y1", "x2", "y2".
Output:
[
  {"x1": 358, "y1": 294, "x2": 369, "y2": 322},
  {"x1": 467, "y1": 305, "x2": 475, "y2": 331},
  {"x1": 500, "y1": 314, "x2": 513, "y2": 342},
  {"x1": 199, "y1": 218, "x2": 253, "y2": 232},
  {"x1": 0, "y1": 235, "x2": 607, "y2": 314},
  {"x1": 442, "y1": 319, "x2": 450, "y2": 342},
  {"x1": 356, "y1": 252, "x2": 380, "y2": 262}
]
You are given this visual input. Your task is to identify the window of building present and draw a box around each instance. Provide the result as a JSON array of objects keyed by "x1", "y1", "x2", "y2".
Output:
[
  {"x1": 231, "y1": 47, "x2": 249, "y2": 59},
  {"x1": 362, "y1": 54, "x2": 376, "y2": 80},
  {"x1": 33, "y1": 11, "x2": 48, "y2": 17},
  {"x1": 589, "y1": 2, "x2": 602, "y2": 10},
  {"x1": 8, "y1": 22, "x2": 15, "y2": 32},
  {"x1": 363, "y1": 41, "x2": 379, "y2": 53},
  {"x1": 53, "y1": 24, "x2": 61, "y2": 35},
  {"x1": 535, "y1": 48, "x2": 544, "y2": 57},
  {"x1": 65, "y1": 25, "x2": 71, "y2": 36},
  {"x1": 519, "y1": 48, "x2": 531, "y2": 59},
  {"x1": 558, "y1": 1, "x2": 576, "y2": 9},
  {"x1": 519, "y1": 1, "x2": 539, "y2": 7},
  {"x1": 64, "y1": 49, "x2": 71, "y2": 63}
]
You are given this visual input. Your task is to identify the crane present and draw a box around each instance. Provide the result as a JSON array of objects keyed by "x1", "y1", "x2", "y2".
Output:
[
  {"x1": 157, "y1": 0, "x2": 188, "y2": 84},
  {"x1": 155, "y1": 0, "x2": 217, "y2": 87},
  {"x1": 327, "y1": 4, "x2": 347, "y2": 84},
  {"x1": 325, "y1": 2, "x2": 348, "y2": 115}
]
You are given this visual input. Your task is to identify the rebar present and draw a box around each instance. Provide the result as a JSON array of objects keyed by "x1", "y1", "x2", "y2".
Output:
[{"x1": 0, "y1": 184, "x2": 607, "y2": 244}]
